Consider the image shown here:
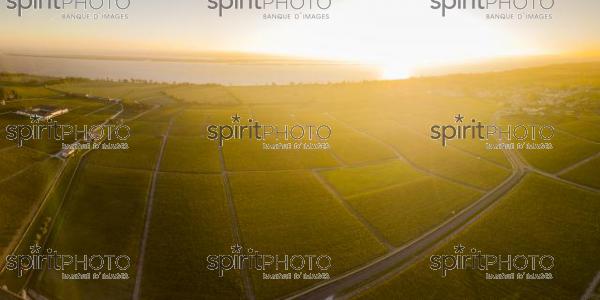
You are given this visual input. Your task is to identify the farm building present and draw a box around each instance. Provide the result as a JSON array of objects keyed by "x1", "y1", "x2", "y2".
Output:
[{"x1": 16, "y1": 105, "x2": 69, "y2": 121}]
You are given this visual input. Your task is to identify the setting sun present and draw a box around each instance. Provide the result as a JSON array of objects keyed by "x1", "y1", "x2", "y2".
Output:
[{"x1": 380, "y1": 63, "x2": 411, "y2": 80}]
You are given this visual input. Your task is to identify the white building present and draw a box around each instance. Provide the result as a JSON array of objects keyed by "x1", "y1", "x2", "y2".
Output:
[
  {"x1": 16, "y1": 105, "x2": 69, "y2": 121},
  {"x1": 59, "y1": 148, "x2": 76, "y2": 158}
]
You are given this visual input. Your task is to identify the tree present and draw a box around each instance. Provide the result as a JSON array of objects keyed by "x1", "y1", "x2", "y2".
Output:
[
  {"x1": 0, "y1": 88, "x2": 18, "y2": 100},
  {"x1": 0, "y1": 87, "x2": 7, "y2": 100}
]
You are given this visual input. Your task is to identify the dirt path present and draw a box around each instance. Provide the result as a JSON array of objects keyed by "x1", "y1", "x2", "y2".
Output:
[
  {"x1": 218, "y1": 144, "x2": 256, "y2": 300},
  {"x1": 582, "y1": 271, "x2": 600, "y2": 300},
  {"x1": 512, "y1": 151, "x2": 600, "y2": 194},
  {"x1": 312, "y1": 170, "x2": 394, "y2": 250},
  {"x1": 556, "y1": 152, "x2": 600, "y2": 176},
  {"x1": 282, "y1": 115, "x2": 532, "y2": 299},
  {"x1": 284, "y1": 148, "x2": 526, "y2": 300},
  {"x1": 0, "y1": 158, "x2": 65, "y2": 273},
  {"x1": 132, "y1": 114, "x2": 176, "y2": 300},
  {"x1": 324, "y1": 113, "x2": 487, "y2": 193}
]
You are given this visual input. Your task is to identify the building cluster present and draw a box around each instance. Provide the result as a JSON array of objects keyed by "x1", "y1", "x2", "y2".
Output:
[{"x1": 15, "y1": 105, "x2": 69, "y2": 121}]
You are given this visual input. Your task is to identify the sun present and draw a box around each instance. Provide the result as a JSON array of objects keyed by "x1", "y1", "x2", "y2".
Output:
[{"x1": 380, "y1": 64, "x2": 411, "y2": 80}]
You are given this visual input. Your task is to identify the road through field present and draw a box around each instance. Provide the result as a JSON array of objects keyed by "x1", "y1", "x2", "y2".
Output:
[
  {"x1": 285, "y1": 147, "x2": 527, "y2": 300},
  {"x1": 14, "y1": 102, "x2": 130, "y2": 291},
  {"x1": 512, "y1": 151, "x2": 600, "y2": 194},
  {"x1": 218, "y1": 144, "x2": 256, "y2": 300},
  {"x1": 132, "y1": 113, "x2": 176, "y2": 300},
  {"x1": 0, "y1": 158, "x2": 65, "y2": 274},
  {"x1": 582, "y1": 271, "x2": 600, "y2": 300},
  {"x1": 556, "y1": 128, "x2": 600, "y2": 145},
  {"x1": 312, "y1": 171, "x2": 394, "y2": 250},
  {"x1": 324, "y1": 113, "x2": 486, "y2": 193},
  {"x1": 556, "y1": 152, "x2": 600, "y2": 176}
]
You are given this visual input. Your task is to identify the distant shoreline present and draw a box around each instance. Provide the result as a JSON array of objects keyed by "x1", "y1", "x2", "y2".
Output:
[
  {"x1": 3, "y1": 53, "x2": 366, "y2": 67},
  {"x1": 0, "y1": 53, "x2": 380, "y2": 85}
]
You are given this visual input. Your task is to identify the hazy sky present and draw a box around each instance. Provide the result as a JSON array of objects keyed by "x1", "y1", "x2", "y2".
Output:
[{"x1": 0, "y1": 0, "x2": 598, "y2": 76}]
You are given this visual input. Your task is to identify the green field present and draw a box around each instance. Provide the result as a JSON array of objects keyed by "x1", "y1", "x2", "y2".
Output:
[
  {"x1": 518, "y1": 130, "x2": 600, "y2": 173},
  {"x1": 36, "y1": 164, "x2": 151, "y2": 300},
  {"x1": 223, "y1": 139, "x2": 339, "y2": 171},
  {"x1": 0, "y1": 63, "x2": 598, "y2": 300},
  {"x1": 140, "y1": 172, "x2": 243, "y2": 299},
  {"x1": 320, "y1": 160, "x2": 426, "y2": 197},
  {"x1": 347, "y1": 177, "x2": 481, "y2": 247},
  {"x1": 0, "y1": 158, "x2": 62, "y2": 257},
  {"x1": 357, "y1": 120, "x2": 511, "y2": 190},
  {"x1": 0, "y1": 147, "x2": 49, "y2": 181},
  {"x1": 160, "y1": 137, "x2": 221, "y2": 174},
  {"x1": 86, "y1": 135, "x2": 162, "y2": 171},
  {"x1": 49, "y1": 81, "x2": 173, "y2": 104},
  {"x1": 164, "y1": 85, "x2": 239, "y2": 105},
  {"x1": 327, "y1": 129, "x2": 397, "y2": 165},
  {"x1": 560, "y1": 154, "x2": 600, "y2": 189},
  {"x1": 451, "y1": 138, "x2": 511, "y2": 169},
  {"x1": 358, "y1": 174, "x2": 600, "y2": 299},
  {"x1": 558, "y1": 120, "x2": 600, "y2": 142},
  {"x1": 229, "y1": 170, "x2": 388, "y2": 299}
]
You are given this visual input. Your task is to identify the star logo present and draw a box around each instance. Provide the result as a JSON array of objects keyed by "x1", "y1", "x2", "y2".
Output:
[
  {"x1": 454, "y1": 244, "x2": 466, "y2": 254},
  {"x1": 454, "y1": 114, "x2": 464, "y2": 123},
  {"x1": 30, "y1": 115, "x2": 42, "y2": 123},
  {"x1": 231, "y1": 114, "x2": 241, "y2": 123},
  {"x1": 30, "y1": 244, "x2": 42, "y2": 254},
  {"x1": 231, "y1": 244, "x2": 243, "y2": 254}
]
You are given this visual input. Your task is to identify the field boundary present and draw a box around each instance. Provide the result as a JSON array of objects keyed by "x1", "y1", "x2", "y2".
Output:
[
  {"x1": 0, "y1": 158, "x2": 51, "y2": 185},
  {"x1": 325, "y1": 113, "x2": 488, "y2": 193},
  {"x1": 312, "y1": 170, "x2": 394, "y2": 250},
  {"x1": 582, "y1": 271, "x2": 600, "y2": 300},
  {"x1": 513, "y1": 151, "x2": 600, "y2": 193},
  {"x1": 283, "y1": 147, "x2": 526, "y2": 300},
  {"x1": 132, "y1": 112, "x2": 177, "y2": 300},
  {"x1": 218, "y1": 144, "x2": 256, "y2": 300},
  {"x1": 0, "y1": 158, "x2": 65, "y2": 273},
  {"x1": 556, "y1": 128, "x2": 600, "y2": 145},
  {"x1": 556, "y1": 152, "x2": 600, "y2": 176}
]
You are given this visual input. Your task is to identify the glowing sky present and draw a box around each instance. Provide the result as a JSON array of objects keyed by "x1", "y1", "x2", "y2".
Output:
[{"x1": 0, "y1": 0, "x2": 598, "y2": 77}]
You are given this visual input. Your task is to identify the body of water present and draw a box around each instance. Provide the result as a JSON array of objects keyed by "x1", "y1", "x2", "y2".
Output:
[{"x1": 0, "y1": 54, "x2": 381, "y2": 85}]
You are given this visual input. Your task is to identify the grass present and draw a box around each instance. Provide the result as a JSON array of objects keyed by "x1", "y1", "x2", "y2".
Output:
[
  {"x1": 164, "y1": 85, "x2": 239, "y2": 105},
  {"x1": 86, "y1": 135, "x2": 162, "y2": 171},
  {"x1": 560, "y1": 154, "x2": 600, "y2": 189},
  {"x1": 160, "y1": 137, "x2": 221, "y2": 173},
  {"x1": 0, "y1": 147, "x2": 49, "y2": 181},
  {"x1": 0, "y1": 158, "x2": 63, "y2": 258},
  {"x1": 0, "y1": 73, "x2": 57, "y2": 84},
  {"x1": 49, "y1": 81, "x2": 173, "y2": 104},
  {"x1": 358, "y1": 174, "x2": 600, "y2": 300},
  {"x1": 558, "y1": 120, "x2": 600, "y2": 142},
  {"x1": 140, "y1": 172, "x2": 243, "y2": 299},
  {"x1": 347, "y1": 177, "x2": 482, "y2": 247},
  {"x1": 327, "y1": 130, "x2": 397, "y2": 165},
  {"x1": 451, "y1": 138, "x2": 511, "y2": 169},
  {"x1": 320, "y1": 160, "x2": 426, "y2": 197},
  {"x1": 0, "y1": 64, "x2": 598, "y2": 299},
  {"x1": 518, "y1": 131, "x2": 600, "y2": 173},
  {"x1": 360, "y1": 121, "x2": 511, "y2": 190},
  {"x1": 0, "y1": 86, "x2": 60, "y2": 98},
  {"x1": 228, "y1": 171, "x2": 388, "y2": 299},
  {"x1": 127, "y1": 120, "x2": 168, "y2": 137},
  {"x1": 36, "y1": 164, "x2": 151, "y2": 300},
  {"x1": 0, "y1": 153, "x2": 83, "y2": 291},
  {"x1": 223, "y1": 139, "x2": 339, "y2": 171},
  {"x1": 169, "y1": 109, "x2": 207, "y2": 137}
]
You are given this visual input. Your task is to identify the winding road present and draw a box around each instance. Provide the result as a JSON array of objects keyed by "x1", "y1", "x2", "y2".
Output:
[{"x1": 285, "y1": 147, "x2": 527, "y2": 300}]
